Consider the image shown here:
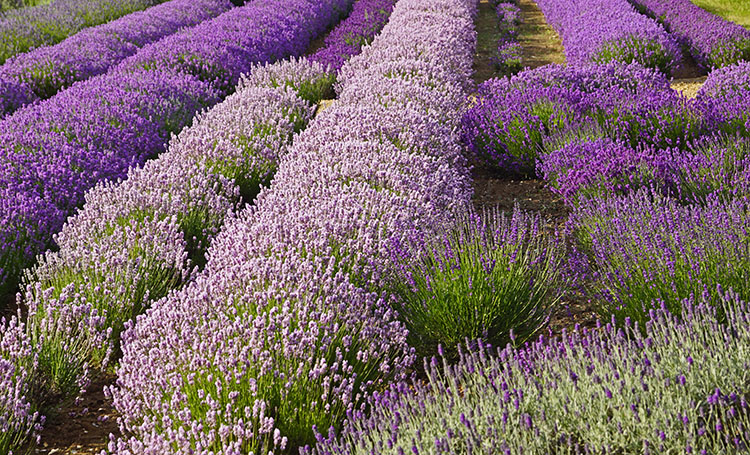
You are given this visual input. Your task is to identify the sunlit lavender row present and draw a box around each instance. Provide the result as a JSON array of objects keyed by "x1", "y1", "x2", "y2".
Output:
[{"x1": 533, "y1": 0, "x2": 682, "y2": 74}]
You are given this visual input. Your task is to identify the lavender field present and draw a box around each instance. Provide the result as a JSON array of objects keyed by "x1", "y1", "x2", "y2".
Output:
[{"x1": 0, "y1": 0, "x2": 749, "y2": 453}]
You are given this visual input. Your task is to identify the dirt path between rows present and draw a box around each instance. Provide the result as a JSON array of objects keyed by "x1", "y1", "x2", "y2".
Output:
[{"x1": 517, "y1": 0, "x2": 565, "y2": 69}]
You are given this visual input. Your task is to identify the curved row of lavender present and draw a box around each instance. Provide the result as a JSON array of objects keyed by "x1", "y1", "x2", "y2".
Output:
[
  {"x1": 533, "y1": 0, "x2": 681, "y2": 75},
  {"x1": 308, "y1": 0, "x2": 396, "y2": 72},
  {"x1": 0, "y1": 0, "x2": 352, "y2": 298},
  {"x1": 628, "y1": 0, "x2": 750, "y2": 69},
  {"x1": 0, "y1": 0, "x2": 165, "y2": 64},
  {"x1": 107, "y1": 0, "x2": 477, "y2": 452},
  {"x1": 0, "y1": 0, "x2": 232, "y2": 118}
]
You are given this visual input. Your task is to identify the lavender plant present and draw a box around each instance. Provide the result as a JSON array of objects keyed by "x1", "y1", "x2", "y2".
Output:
[
  {"x1": 0, "y1": 0, "x2": 165, "y2": 64},
  {"x1": 629, "y1": 0, "x2": 750, "y2": 69},
  {"x1": 0, "y1": 315, "x2": 42, "y2": 454},
  {"x1": 696, "y1": 61, "x2": 750, "y2": 137},
  {"x1": 538, "y1": 137, "x2": 676, "y2": 206},
  {"x1": 572, "y1": 190, "x2": 750, "y2": 327},
  {"x1": 308, "y1": 291, "x2": 750, "y2": 454},
  {"x1": 0, "y1": 0, "x2": 231, "y2": 116},
  {"x1": 108, "y1": 0, "x2": 477, "y2": 452},
  {"x1": 389, "y1": 207, "x2": 566, "y2": 360}
]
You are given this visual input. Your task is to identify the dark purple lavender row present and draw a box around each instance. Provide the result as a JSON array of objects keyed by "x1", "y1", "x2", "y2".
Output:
[
  {"x1": 0, "y1": 0, "x2": 232, "y2": 117},
  {"x1": 534, "y1": 0, "x2": 682, "y2": 75},
  {"x1": 0, "y1": 0, "x2": 352, "y2": 297},
  {"x1": 0, "y1": 0, "x2": 164, "y2": 64},
  {"x1": 628, "y1": 0, "x2": 750, "y2": 69},
  {"x1": 106, "y1": 0, "x2": 476, "y2": 452},
  {"x1": 308, "y1": 0, "x2": 396, "y2": 72}
]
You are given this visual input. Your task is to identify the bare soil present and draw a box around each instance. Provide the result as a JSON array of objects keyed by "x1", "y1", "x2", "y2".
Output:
[{"x1": 34, "y1": 374, "x2": 119, "y2": 455}]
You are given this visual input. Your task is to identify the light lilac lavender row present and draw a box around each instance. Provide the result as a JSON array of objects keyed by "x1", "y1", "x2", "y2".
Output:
[
  {"x1": 0, "y1": 0, "x2": 351, "y2": 297},
  {"x1": 0, "y1": 314, "x2": 41, "y2": 454},
  {"x1": 310, "y1": 291, "x2": 750, "y2": 454},
  {"x1": 0, "y1": 0, "x2": 164, "y2": 64},
  {"x1": 108, "y1": 0, "x2": 477, "y2": 452},
  {"x1": 628, "y1": 0, "x2": 750, "y2": 69},
  {"x1": 7, "y1": 62, "x2": 326, "y2": 451},
  {"x1": 0, "y1": 0, "x2": 231, "y2": 117},
  {"x1": 308, "y1": 0, "x2": 396, "y2": 72},
  {"x1": 534, "y1": 0, "x2": 681, "y2": 74}
]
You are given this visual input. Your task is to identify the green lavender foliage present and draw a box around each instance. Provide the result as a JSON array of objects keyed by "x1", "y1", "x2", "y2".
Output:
[{"x1": 389, "y1": 207, "x2": 566, "y2": 360}]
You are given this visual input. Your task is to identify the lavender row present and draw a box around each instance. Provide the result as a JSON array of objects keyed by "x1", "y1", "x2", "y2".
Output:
[
  {"x1": 490, "y1": 0, "x2": 522, "y2": 75},
  {"x1": 107, "y1": 0, "x2": 477, "y2": 452},
  {"x1": 0, "y1": 0, "x2": 232, "y2": 117},
  {"x1": 462, "y1": 63, "x2": 698, "y2": 174},
  {"x1": 311, "y1": 291, "x2": 750, "y2": 454},
  {"x1": 628, "y1": 0, "x2": 750, "y2": 69},
  {"x1": 0, "y1": 60, "x2": 327, "y2": 455},
  {"x1": 0, "y1": 0, "x2": 164, "y2": 64},
  {"x1": 0, "y1": 0, "x2": 351, "y2": 297},
  {"x1": 309, "y1": 0, "x2": 396, "y2": 72},
  {"x1": 534, "y1": 0, "x2": 681, "y2": 75}
]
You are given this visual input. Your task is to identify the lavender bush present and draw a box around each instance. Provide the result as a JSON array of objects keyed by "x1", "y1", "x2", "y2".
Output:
[
  {"x1": 0, "y1": 0, "x2": 231, "y2": 116},
  {"x1": 534, "y1": 0, "x2": 682, "y2": 74},
  {"x1": 309, "y1": 0, "x2": 396, "y2": 72},
  {"x1": 629, "y1": 0, "x2": 750, "y2": 69},
  {"x1": 538, "y1": 137, "x2": 679, "y2": 205},
  {"x1": 697, "y1": 61, "x2": 750, "y2": 137},
  {"x1": 389, "y1": 207, "x2": 566, "y2": 360},
  {"x1": 108, "y1": 0, "x2": 477, "y2": 452},
  {"x1": 308, "y1": 291, "x2": 750, "y2": 454},
  {"x1": 572, "y1": 190, "x2": 750, "y2": 327},
  {"x1": 0, "y1": 0, "x2": 165, "y2": 64}
]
